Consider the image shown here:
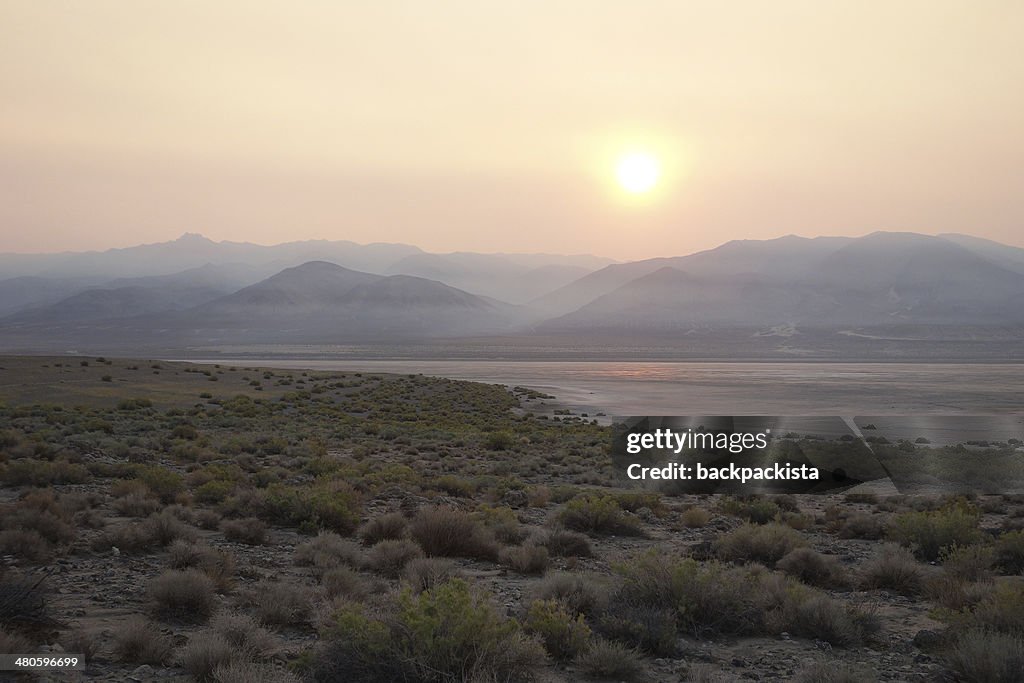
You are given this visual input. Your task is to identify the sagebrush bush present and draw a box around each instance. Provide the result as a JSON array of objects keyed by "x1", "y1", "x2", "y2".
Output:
[
  {"x1": 366, "y1": 539, "x2": 424, "y2": 578},
  {"x1": 718, "y1": 496, "x2": 780, "y2": 524},
  {"x1": 500, "y1": 543, "x2": 550, "y2": 575},
  {"x1": 859, "y1": 543, "x2": 924, "y2": 595},
  {"x1": 294, "y1": 532, "x2": 363, "y2": 572},
  {"x1": 680, "y1": 507, "x2": 711, "y2": 528},
  {"x1": 180, "y1": 632, "x2": 237, "y2": 682},
  {"x1": 243, "y1": 581, "x2": 310, "y2": 626},
  {"x1": 402, "y1": 557, "x2": 459, "y2": 594},
  {"x1": 311, "y1": 579, "x2": 543, "y2": 683},
  {"x1": 577, "y1": 637, "x2": 644, "y2": 681},
  {"x1": 221, "y1": 517, "x2": 267, "y2": 545},
  {"x1": 357, "y1": 512, "x2": 408, "y2": 546},
  {"x1": 409, "y1": 507, "x2": 498, "y2": 560},
  {"x1": 944, "y1": 629, "x2": 1024, "y2": 683},
  {"x1": 776, "y1": 548, "x2": 847, "y2": 588},
  {"x1": 542, "y1": 529, "x2": 593, "y2": 557},
  {"x1": 714, "y1": 523, "x2": 807, "y2": 567},
  {"x1": 113, "y1": 616, "x2": 172, "y2": 664},
  {"x1": 557, "y1": 494, "x2": 643, "y2": 536},
  {"x1": 533, "y1": 572, "x2": 604, "y2": 617}
]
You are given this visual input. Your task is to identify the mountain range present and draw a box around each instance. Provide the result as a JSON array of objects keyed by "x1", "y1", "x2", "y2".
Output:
[{"x1": 1, "y1": 231, "x2": 1023, "y2": 358}]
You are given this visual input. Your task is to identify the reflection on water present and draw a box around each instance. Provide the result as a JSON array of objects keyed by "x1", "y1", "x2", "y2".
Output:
[{"x1": 189, "y1": 360, "x2": 1024, "y2": 416}]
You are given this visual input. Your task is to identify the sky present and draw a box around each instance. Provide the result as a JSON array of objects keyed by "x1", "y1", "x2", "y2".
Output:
[{"x1": 1, "y1": 1, "x2": 1023, "y2": 260}]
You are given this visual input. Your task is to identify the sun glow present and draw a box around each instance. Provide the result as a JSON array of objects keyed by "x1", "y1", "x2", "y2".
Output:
[{"x1": 615, "y1": 152, "x2": 661, "y2": 194}]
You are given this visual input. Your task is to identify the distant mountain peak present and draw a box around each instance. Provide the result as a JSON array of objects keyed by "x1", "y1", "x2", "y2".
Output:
[{"x1": 173, "y1": 232, "x2": 215, "y2": 244}]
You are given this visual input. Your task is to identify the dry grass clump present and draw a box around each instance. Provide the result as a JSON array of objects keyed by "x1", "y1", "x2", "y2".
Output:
[
  {"x1": 357, "y1": 512, "x2": 408, "y2": 546},
  {"x1": 941, "y1": 543, "x2": 995, "y2": 582},
  {"x1": 113, "y1": 616, "x2": 173, "y2": 664},
  {"x1": 294, "y1": 532, "x2": 363, "y2": 573},
  {"x1": 209, "y1": 611, "x2": 277, "y2": 656},
  {"x1": 500, "y1": 543, "x2": 550, "y2": 575},
  {"x1": 221, "y1": 517, "x2": 267, "y2": 545},
  {"x1": 776, "y1": 548, "x2": 848, "y2": 588},
  {"x1": 242, "y1": 581, "x2": 311, "y2": 626},
  {"x1": 99, "y1": 510, "x2": 196, "y2": 553},
  {"x1": 680, "y1": 507, "x2": 711, "y2": 528},
  {"x1": 180, "y1": 633, "x2": 236, "y2": 681},
  {"x1": 321, "y1": 566, "x2": 370, "y2": 600},
  {"x1": 576, "y1": 637, "x2": 645, "y2": 681},
  {"x1": 167, "y1": 540, "x2": 236, "y2": 591},
  {"x1": 409, "y1": 506, "x2": 499, "y2": 561},
  {"x1": 859, "y1": 543, "x2": 924, "y2": 595},
  {"x1": 714, "y1": 523, "x2": 808, "y2": 567},
  {"x1": 402, "y1": 557, "x2": 460, "y2": 594},
  {"x1": 943, "y1": 629, "x2": 1024, "y2": 683},
  {"x1": 148, "y1": 569, "x2": 216, "y2": 621},
  {"x1": 533, "y1": 572, "x2": 604, "y2": 617},
  {"x1": 365, "y1": 539, "x2": 424, "y2": 578}
]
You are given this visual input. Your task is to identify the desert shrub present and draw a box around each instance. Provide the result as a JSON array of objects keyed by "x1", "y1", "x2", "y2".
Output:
[
  {"x1": 135, "y1": 466, "x2": 184, "y2": 503},
  {"x1": 941, "y1": 543, "x2": 995, "y2": 582},
  {"x1": 366, "y1": 539, "x2": 424, "y2": 578},
  {"x1": 959, "y1": 584, "x2": 1024, "y2": 635},
  {"x1": 113, "y1": 492, "x2": 161, "y2": 517},
  {"x1": 500, "y1": 543, "x2": 550, "y2": 575},
  {"x1": 576, "y1": 637, "x2": 644, "y2": 681},
  {"x1": 243, "y1": 581, "x2": 310, "y2": 626},
  {"x1": 1, "y1": 459, "x2": 88, "y2": 486},
  {"x1": 0, "y1": 627, "x2": 33, "y2": 656},
  {"x1": 311, "y1": 579, "x2": 543, "y2": 683},
  {"x1": 943, "y1": 629, "x2": 1024, "y2": 683},
  {"x1": 221, "y1": 518, "x2": 267, "y2": 545},
  {"x1": 484, "y1": 431, "x2": 514, "y2": 451},
  {"x1": 594, "y1": 596, "x2": 678, "y2": 656},
  {"x1": 474, "y1": 505, "x2": 526, "y2": 544},
  {"x1": 994, "y1": 530, "x2": 1024, "y2": 574},
  {"x1": 542, "y1": 529, "x2": 593, "y2": 557},
  {"x1": 357, "y1": 513, "x2": 408, "y2": 546},
  {"x1": 533, "y1": 572, "x2": 604, "y2": 617},
  {"x1": 294, "y1": 532, "x2": 363, "y2": 571},
  {"x1": 777, "y1": 548, "x2": 847, "y2": 588},
  {"x1": 148, "y1": 569, "x2": 216, "y2": 621},
  {"x1": 259, "y1": 480, "x2": 362, "y2": 535},
  {"x1": 524, "y1": 599, "x2": 592, "y2": 660},
  {"x1": 557, "y1": 494, "x2": 643, "y2": 536},
  {"x1": 680, "y1": 507, "x2": 711, "y2": 528},
  {"x1": 402, "y1": 557, "x2": 459, "y2": 594},
  {"x1": 181, "y1": 632, "x2": 237, "y2": 682},
  {"x1": 210, "y1": 611, "x2": 277, "y2": 657},
  {"x1": 781, "y1": 592, "x2": 871, "y2": 647},
  {"x1": 719, "y1": 496, "x2": 780, "y2": 524},
  {"x1": 837, "y1": 513, "x2": 886, "y2": 540},
  {"x1": 793, "y1": 661, "x2": 878, "y2": 682},
  {"x1": 166, "y1": 540, "x2": 235, "y2": 591},
  {"x1": 321, "y1": 566, "x2": 369, "y2": 600},
  {"x1": 431, "y1": 475, "x2": 476, "y2": 498},
  {"x1": 859, "y1": 543, "x2": 924, "y2": 595},
  {"x1": 113, "y1": 616, "x2": 172, "y2": 664},
  {"x1": 214, "y1": 661, "x2": 302, "y2": 683},
  {"x1": 714, "y1": 523, "x2": 807, "y2": 567},
  {"x1": 409, "y1": 507, "x2": 499, "y2": 560},
  {"x1": 0, "y1": 572, "x2": 47, "y2": 628},
  {"x1": 889, "y1": 502, "x2": 984, "y2": 561},
  {"x1": 0, "y1": 529, "x2": 51, "y2": 561},
  {"x1": 60, "y1": 629, "x2": 101, "y2": 662}
]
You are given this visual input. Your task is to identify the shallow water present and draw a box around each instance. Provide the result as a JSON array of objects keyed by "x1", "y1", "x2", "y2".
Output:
[{"x1": 190, "y1": 360, "x2": 1024, "y2": 416}]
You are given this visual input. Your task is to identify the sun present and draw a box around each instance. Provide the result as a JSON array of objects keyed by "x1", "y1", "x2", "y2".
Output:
[{"x1": 615, "y1": 152, "x2": 661, "y2": 194}]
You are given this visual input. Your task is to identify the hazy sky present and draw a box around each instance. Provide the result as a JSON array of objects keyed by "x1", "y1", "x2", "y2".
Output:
[{"x1": 2, "y1": 1, "x2": 1023, "y2": 259}]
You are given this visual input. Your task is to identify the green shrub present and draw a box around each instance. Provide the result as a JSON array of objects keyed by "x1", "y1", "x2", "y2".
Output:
[
  {"x1": 889, "y1": 502, "x2": 984, "y2": 561},
  {"x1": 259, "y1": 480, "x2": 362, "y2": 535},
  {"x1": 134, "y1": 466, "x2": 184, "y2": 503},
  {"x1": 409, "y1": 507, "x2": 498, "y2": 560},
  {"x1": 484, "y1": 431, "x2": 514, "y2": 451},
  {"x1": 995, "y1": 530, "x2": 1024, "y2": 575},
  {"x1": 312, "y1": 579, "x2": 543, "y2": 682},
  {"x1": 558, "y1": 494, "x2": 643, "y2": 536},
  {"x1": 524, "y1": 599, "x2": 591, "y2": 660}
]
